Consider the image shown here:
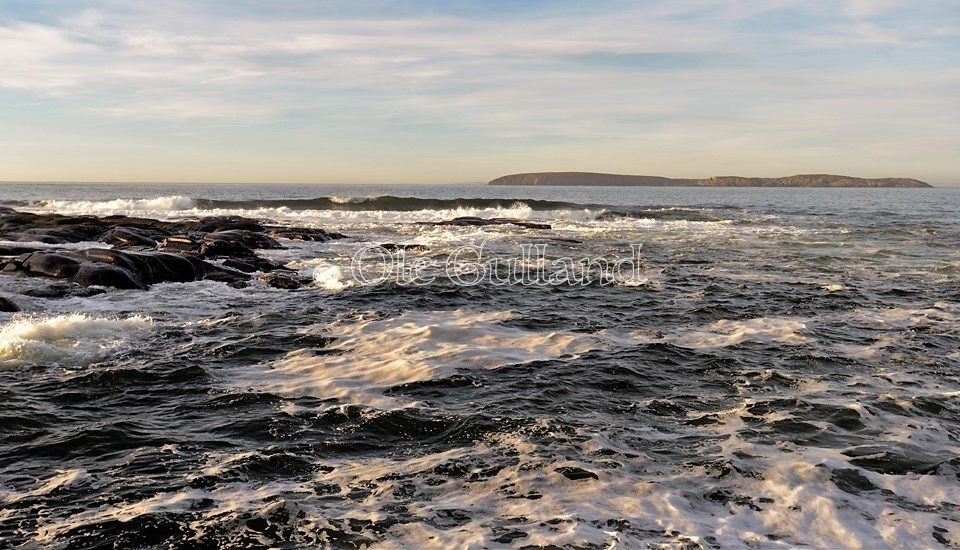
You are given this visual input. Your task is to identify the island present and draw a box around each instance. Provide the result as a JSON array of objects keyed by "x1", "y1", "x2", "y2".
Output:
[{"x1": 488, "y1": 172, "x2": 931, "y2": 188}]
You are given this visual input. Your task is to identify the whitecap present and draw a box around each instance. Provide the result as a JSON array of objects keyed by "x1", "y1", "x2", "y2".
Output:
[
  {"x1": 233, "y1": 310, "x2": 601, "y2": 407},
  {"x1": 0, "y1": 313, "x2": 153, "y2": 367}
]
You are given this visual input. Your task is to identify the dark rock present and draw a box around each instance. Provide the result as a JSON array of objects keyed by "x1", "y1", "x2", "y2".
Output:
[
  {"x1": 204, "y1": 230, "x2": 282, "y2": 250},
  {"x1": 258, "y1": 272, "x2": 307, "y2": 289},
  {"x1": 77, "y1": 249, "x2": 246, "y2": 286},
  {"x1": 0, "y1": 208, "x2": 339, "y2": 291},
  {"x1": 183, "y1": 216, "x2": 264, "y2": 233},
  {"x1": 21, "y1": 253, "x2": 82, "y2": 278},
  {"x1": 73, "y1": 263, "x2": 146, "y2": 290},
  {"x1": 7, "y1": 247, "x2": 249, "y2": 290},
  {"x1": 98, "y1": 226, "x2": 162, "y2": 247},
  {"x1": 199, "y1": 239, "x2": 255, "y2": 258},
  {"x1": 222, "y1": 257, "x2": 287, "y2": 273},
  {"x1": 158, "y1": 235, "x2": 201, "y2": 254},
  {"x1": 266, "y1": 227, "x2": 346, "y2": 242},
  {"x1": 198, "y1": 261, "x2": 251, "y2": 284},
  {"x1": 380, "y1": 243, "x2": 428, "y2": 252},
  {"x1": 23, "y1": 284, "x2": 107, "y2": 299},
  {"x1": 138, "y1": 253, "x2": 208, "y2": 283},
  {"x1": 420, "y1": 217, "x2": 551, "y2": 230},
  {"x1": 0, "y1": 296, "x2": 19, "y2": 312}
]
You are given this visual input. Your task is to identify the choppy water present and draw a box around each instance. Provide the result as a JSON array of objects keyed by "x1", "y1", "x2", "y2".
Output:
[{"x1": 1, "y1": 183, "x2": 959, "y2": 548}]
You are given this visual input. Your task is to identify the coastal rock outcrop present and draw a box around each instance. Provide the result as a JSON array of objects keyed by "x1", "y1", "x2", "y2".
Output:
[
  {"x1": 0, "y1": 208, "x2": 348, "y2": 292},
  {"x1": 417, "y1": 217, "x2": 551, "y2": 230}
]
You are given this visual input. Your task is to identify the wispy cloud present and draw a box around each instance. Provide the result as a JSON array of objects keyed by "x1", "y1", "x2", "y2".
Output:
[{"x1": 0, "y1": 0, "x2": 956, "y2": 182}]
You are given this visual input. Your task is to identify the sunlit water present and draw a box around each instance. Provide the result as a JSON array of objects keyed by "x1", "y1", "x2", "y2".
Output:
[{"x1": 1, "y1": 183, "x2": 959, "y2": 548}]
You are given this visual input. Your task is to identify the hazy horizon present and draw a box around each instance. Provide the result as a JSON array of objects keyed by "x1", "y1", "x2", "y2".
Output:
[{"x1": 1, "y1": 1, "x2": 958, "y2": 185}]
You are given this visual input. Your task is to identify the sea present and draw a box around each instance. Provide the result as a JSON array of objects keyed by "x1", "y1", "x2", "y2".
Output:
[{"x1": 1, "y1": 183, "x2": 958, "y2": 548}]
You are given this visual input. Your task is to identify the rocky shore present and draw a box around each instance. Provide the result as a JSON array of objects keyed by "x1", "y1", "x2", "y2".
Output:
[{"x1": 0, "y1": 206, "x2": 347, "y2": 309}]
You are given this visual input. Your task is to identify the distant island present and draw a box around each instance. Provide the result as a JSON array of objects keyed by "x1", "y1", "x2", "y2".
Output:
[{"x1": 489, "y1": 172, "x2": 931, "y2": 188}]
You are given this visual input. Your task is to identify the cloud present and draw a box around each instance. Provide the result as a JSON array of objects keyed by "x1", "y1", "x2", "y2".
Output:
[{"x1": 0, "y1": 0, "x2": 956, "y2": 183}]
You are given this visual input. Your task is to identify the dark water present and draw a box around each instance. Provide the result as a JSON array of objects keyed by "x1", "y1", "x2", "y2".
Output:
[{"x1": 1, "y1": 184, "x2": 959, "y2": 548}]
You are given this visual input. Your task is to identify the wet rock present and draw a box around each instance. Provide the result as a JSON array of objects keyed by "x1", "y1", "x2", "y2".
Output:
[
  {"x1": 98, "y1": 226, "x2": 163, "y2": 247},
  {"x1": 7, "y1": 247, "x2": 249, "y2": 290},
  {"x1": 183, "y1": 216, "x2": 264, "y2": 233},
  {"x1": 419, "y1": 217, "x2": 551, "y2": 230},
  {"x1": 222, "y1": 257, "x2": 287, "y2": 273},
  {"x1": 158, "y1": 235, "x2": 201, "y2": 254},
  {"x1": 73, "y1": 263, "x2": 146, "y2": 290},
  {"x1": 22, "y1": 283, "x2": 107, "y2": 299},
  {"x1": 258, "y1": 272, "x2": 307, "y2": 289},
  {"x1": 0, "y1": 207, "x2": 345, "y2": 291},
  {"x1": 21, "y1": 253, "x2": 82, "y2": 278},
  {"x1": 199, "y1": 239, "x2": 255, "y2": 258},
  {"x1": 203, "y1": 230, "x2": 282, "y2": 250},
  {"x1": 266, "y1": 226, "x2": 346, "y2": 242},
  {"x1": 0, "y1": 296, "x2": 19, "y2": 312},
  {"x1": 379, "y1": 243, "x2": 428, "y2": 252}
]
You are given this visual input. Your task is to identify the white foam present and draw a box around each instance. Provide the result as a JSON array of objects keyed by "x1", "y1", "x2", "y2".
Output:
[
  {"x1": 670, "y1": 317, "x2": 811, "y2": 348},
  {"x1": 25, "y1": 196, "x2": 598, "y2": 229},
  {"x1": 37, "y1": 195, "x2": 195, "y2": 216},
  {"x1": 235, "y1": 310, "x2": 600, "y2": 407},
  {"x1": 0, "y1": 469, "x2": 91, "y2": 507},
  {"x1": 0, "y1": 313, "x2": 153, "y2": 367},
  {"x1": 853, "y1": 305, "x2": 956, "y2": 329},
  {"x1": 311, "y1": 264, "x2": 354, "y2": 291}
]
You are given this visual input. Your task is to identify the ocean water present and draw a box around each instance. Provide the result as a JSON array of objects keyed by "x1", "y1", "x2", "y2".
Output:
[{"x1": 1, "y1": 183, "x2": 959, "y2": 548}]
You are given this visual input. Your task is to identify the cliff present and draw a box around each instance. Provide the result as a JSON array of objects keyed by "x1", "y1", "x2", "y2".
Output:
[{"x1": 488, "y1": 172, "x2": 931, "y2": 188}]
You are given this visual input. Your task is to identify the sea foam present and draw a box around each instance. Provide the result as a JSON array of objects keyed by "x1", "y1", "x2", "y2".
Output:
[
  {"x1": 234, "y1": 310, "x2": 600, "y2": 407},
  {"x1": 0, "y1": 313, "x2": 153, "y2": 367}
]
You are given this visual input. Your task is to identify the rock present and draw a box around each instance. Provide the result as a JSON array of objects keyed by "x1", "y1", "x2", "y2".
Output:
[
  {"x1": 222, "y1": 257, "x2": 287, "y2": 273},
  {"x1": 266, "y1": 227, "x2": 346, "y2": 242},
  {"x1": 21, "y1": 253, "x2": 82, "y2": 278},
  {"x1": 0, "y1": 208, "x2": 349, "y2": 291},
  {"x1": 203, "y1": 230, "x2": 282, "y2": 250},
  {"x1": 7, "y1": 247, "x2": 249, "y2": 290},
  {"x1": 77, "y1": 249, "x2": 246, "y2": 286},
  {"x1": 138, "y1": 253, "x2": 209, "y2": 283},
  {"x1": 199, "y1": 239, "x2": 255, "y2": 258},
  {"x1": 158, "y1": 235, "x2": 201, "y2": 254},
  {"x1": 420, "y1": 217, "x2": 551, "y2": 230},
  {"x1": 379, "y1": 243, "x2": 428, "y2": 252},
  {"x1": 183, "y1": 216, "x2": 264, "y2": 233},
  {"x1": 23, "y1": 284, "x2": 107, "y2": 299},
  {"x1": 98, "y1": 226, "x2": 163, "y2": 247},
  {"x1": 73, "y1": 263, "x2": 146, "y2": 290},
  {"x1": 258, "y1": 272, "x2": 307, "y2": 289},
  {"x1": 0, "y1": 296, "x2": 19, "y2": 312}
]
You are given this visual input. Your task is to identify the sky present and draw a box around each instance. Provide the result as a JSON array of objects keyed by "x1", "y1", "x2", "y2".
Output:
[{"x1": 0, "y1": 0, "x2": 957, "y2": 185}]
